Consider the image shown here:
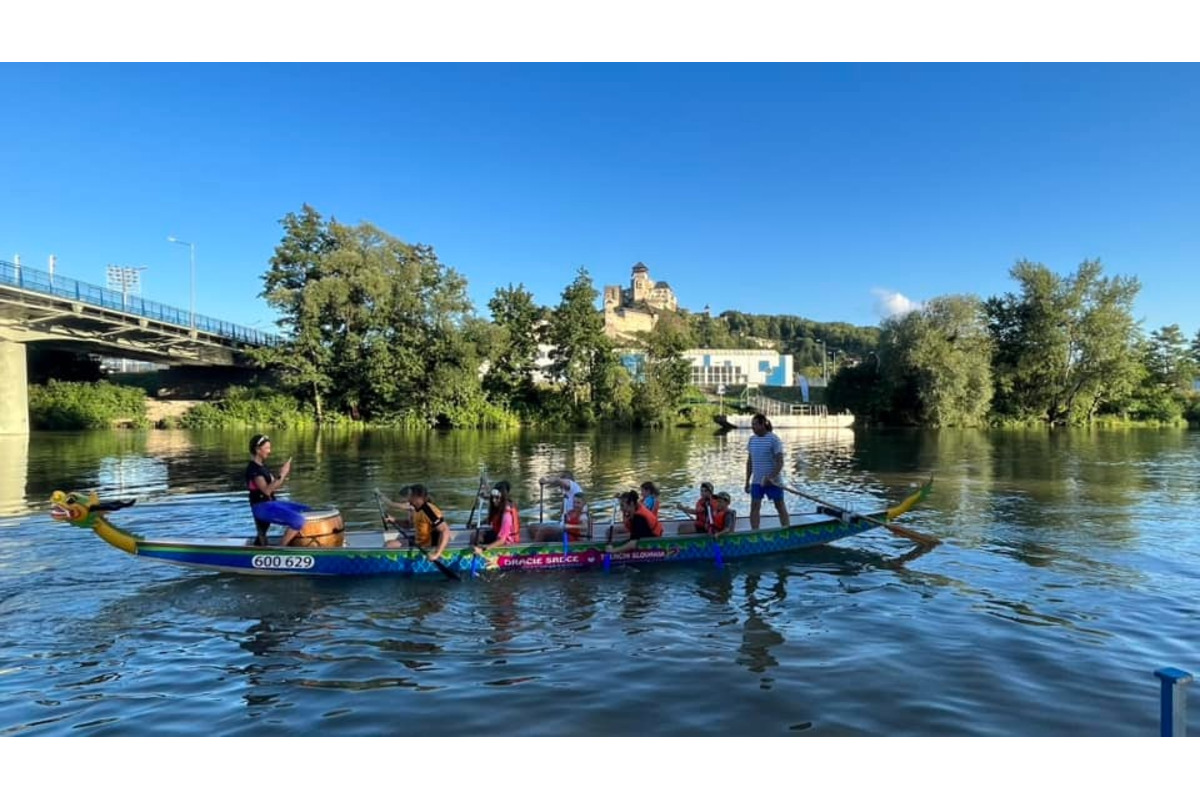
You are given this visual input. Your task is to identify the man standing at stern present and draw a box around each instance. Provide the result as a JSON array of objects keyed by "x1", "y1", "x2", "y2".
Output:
[{"x1": 744, "y1": 413, "x2": 789, "y2": 530}]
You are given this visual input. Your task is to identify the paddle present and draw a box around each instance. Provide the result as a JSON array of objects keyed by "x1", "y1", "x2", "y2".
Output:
[
  {"x1": 561, "y1": 499, "x2": 570, "y2": 556},
  {"x1": 466, "y1": 471, "x2": 487, "y2": 577},
  {"x1": 374, "y1": 489, "x2": 461, "y2": 581},
  {"x1": 781, "y1": 484, "x2": 939, "y2": 548},
  {"x1": 603, "y1": 498, "x2": 618, "y2": 571},
  {"x1": 466, "y1": 470, "x2": 487, "y2": 529}
]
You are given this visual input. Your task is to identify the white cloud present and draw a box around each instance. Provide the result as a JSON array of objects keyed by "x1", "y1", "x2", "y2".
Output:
[{"x1": 872, "y1": 288, "x2": 922, "y2": 319}]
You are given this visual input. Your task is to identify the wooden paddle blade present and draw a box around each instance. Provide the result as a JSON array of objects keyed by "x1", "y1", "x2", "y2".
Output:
[{"x1": 879, "y1": 518, "x2": 940, "y2": 548}]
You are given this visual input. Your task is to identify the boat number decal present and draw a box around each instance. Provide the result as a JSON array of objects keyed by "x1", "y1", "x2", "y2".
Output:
[{"x1": 251, "y1": 554, "x2": 316, "y2": 570}]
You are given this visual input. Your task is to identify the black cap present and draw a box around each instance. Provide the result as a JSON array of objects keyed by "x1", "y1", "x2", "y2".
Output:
[{"x1": 249, "y1": 434, "x2": 270, "y2": 453}]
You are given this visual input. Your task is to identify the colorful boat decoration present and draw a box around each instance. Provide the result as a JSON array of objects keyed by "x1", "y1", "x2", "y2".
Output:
[{"x1": 48, "y1": 480, "x2": 933, "y2": 579}]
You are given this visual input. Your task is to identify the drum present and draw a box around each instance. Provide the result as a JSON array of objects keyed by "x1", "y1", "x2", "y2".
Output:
[{"x1": 292, "y1": 508, "x2": 345, "y2": 548}]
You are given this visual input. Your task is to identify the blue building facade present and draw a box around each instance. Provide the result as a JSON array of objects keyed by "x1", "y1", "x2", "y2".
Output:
[{"x1": 618, "y1": 349, "x2": 793, "y2": 388}]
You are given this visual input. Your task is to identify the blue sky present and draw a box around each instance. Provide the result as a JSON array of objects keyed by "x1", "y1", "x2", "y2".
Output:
[{"x1": 2, "y1": 63, "x2": 1197, "y2": 337}]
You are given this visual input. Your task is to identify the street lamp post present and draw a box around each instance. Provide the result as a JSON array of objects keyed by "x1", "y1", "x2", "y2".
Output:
[{"x1": 167, "y1": 235, "x2": 196, "y2": 331}]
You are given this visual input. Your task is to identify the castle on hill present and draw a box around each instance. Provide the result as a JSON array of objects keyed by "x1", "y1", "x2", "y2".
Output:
[{"x1": 603, "y1": 262, "x2": 679, "y2": 340}]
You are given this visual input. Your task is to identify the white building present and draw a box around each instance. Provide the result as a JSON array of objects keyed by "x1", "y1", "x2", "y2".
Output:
[
  {"x1": 685, "y1": 349, "x2": 793, "y2": 388},
  {"x1": 619, "y1": 348, "x2": 793, "y2": 388}
]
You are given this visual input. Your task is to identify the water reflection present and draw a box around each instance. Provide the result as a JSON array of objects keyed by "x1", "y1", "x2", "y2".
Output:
[
  {"x1": 696, "y1": 561, "x2": 806, "y2": 683},
  {"x1": 237, "y1": 598, "x2": 321, "y2": 708},
  {"x1": 6, "y1": 425, "x2": 1200, "y2": 736},
  {"x1": 617, "y1": 573, "x2": 657, "y2": 629},
  {"x1": 736, "y1": 571, "x2": 787, "y2": 683}
]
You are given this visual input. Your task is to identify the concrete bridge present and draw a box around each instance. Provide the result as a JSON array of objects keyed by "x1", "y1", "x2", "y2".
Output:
[{"x1": 0, "y1": 258, "x2": 280, "y2": 435}]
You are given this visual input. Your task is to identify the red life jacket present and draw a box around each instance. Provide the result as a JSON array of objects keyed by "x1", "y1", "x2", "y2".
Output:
[
  {"x1": 694, "y1": 498, "x2": 712, "y2": 528},
  {"x1": 564, "y1": 508, "x2": 586, "y2": 541},
  {"x1": 625, "y1": 505, "x2": 664, "y2": 537}
]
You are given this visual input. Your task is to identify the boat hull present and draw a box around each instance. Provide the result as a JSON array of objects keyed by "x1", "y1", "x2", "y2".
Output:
[
  {"x1": 123, "y1": 514, "x2": 881, "y2": 577},
  {"x1": 52, "y1": 480, "x2": 932, "y2": 578}
]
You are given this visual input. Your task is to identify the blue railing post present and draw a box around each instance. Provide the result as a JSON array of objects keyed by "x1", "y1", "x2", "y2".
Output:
[{"x1": 1155, "y1": 667, "x2": 1193, "y2": 736}]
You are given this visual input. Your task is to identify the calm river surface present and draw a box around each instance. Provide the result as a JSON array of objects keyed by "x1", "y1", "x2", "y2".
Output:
[{"x1": 2, "y1": 426, "x2": 1197, "y2": 736}]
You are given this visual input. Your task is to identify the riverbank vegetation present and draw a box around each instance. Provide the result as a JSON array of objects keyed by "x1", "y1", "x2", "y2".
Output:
[
  {"x1": 29, "y1": 380, "x2": 148, "y2": 430},
  {"x1": 28, "y1": 204, "x2": 1200, "y2": 430},
  {"x1": 827, "y1": 261, "x2": 1200, "y2": 427},
  {"x1": 247, "y1": 205, "x2": 698, "y2": 429},
  {"x1": 249, "y1": 205, "x2": 1198, "y2": 429}
]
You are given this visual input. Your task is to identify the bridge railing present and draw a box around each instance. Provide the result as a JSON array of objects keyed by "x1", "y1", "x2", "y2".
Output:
[{"x1": 0, "y1": 259, "x2": 280, "y2": 347}]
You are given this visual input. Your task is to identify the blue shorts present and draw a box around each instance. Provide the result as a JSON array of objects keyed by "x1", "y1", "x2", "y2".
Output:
[
  {"x1": 252, "y1": 500, "x2": 310, "y2": 531},
  {"x1": 750, "y1": 484, "x2": 784, "y2": 503}
]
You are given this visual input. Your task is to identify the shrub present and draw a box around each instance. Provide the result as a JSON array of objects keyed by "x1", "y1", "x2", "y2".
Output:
[
  {"x1": 29, "y1": 380, "x2": 148, "y2": 430},
  {"x1": 179, "y1": 386, "x2": 321, "y2": 429}
]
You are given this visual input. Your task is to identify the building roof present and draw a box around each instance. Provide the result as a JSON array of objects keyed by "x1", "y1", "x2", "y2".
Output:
[
  {"x1": 654, "y1": 281, "x2": 671, "y2": 289},
  {"x1": 631, "y1": 262, "x2": 649, "y2": 273}
]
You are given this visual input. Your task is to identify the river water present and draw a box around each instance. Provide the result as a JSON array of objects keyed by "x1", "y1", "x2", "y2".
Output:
[{"x1": 1, "y1": 426, "x2": 1197, "y2": 735}]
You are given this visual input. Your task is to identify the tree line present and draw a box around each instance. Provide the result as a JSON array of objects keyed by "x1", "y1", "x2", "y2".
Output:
[
  {"x1": 253, "y1": 205, "x2": 1198, "y2": 429},
  {"x1": 827, "y1": 261, "x2": 1200, "y2": 426},
  {"x1": 252, "y1": 205, "x2": 704, "y2": 428}
]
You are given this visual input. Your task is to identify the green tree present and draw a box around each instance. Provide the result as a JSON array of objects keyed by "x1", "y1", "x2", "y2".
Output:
[
  {"x1": 1146, "y1": 325, "x2": 1193, "y2": 391},
  {"x1": 826, "y1": 356, "x2": 889, "y2": 422},
  {"x1": 256, "y1": 205, "x2": 490, "y2": 426},
  {"x1": 546, "y1": 268, "x2": 610, "y2": 421},
  {"x1": 483, "y1": 283, "x2": 543, "y2": 407},
  {"x1": 986, "y1": 259, "x2": 1141, "y2": 425},
  {"x1": 633, "y1": 312, "x2": 694, "y2": 425},
  {"x1": 866, "y1": 296, "x2": 993, "y2": 427},
  {"x1": 254, "y1": 204, "x2": 337, "y2": 420}
]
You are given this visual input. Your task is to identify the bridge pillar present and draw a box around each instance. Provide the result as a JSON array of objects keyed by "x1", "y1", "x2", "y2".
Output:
[{"x1": 0, "y1": 341, "x2": 29, "y2": 435}]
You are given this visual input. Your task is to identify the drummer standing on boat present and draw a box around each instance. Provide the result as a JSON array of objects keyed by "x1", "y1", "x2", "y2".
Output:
[{"x1": 745, "y1": 413, "x2": 790, "y2": 529}]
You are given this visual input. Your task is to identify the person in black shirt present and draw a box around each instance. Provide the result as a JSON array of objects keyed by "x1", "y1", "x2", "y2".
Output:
[
  {"x1": 245, "y1": 433, "x2": 308, "y2": 546},
  {"x1": 606, "y1": 490, "x2": 663, "y2": 554}
]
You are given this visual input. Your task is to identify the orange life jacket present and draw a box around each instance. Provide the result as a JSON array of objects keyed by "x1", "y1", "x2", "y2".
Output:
[
  {"x1": 694, "y1": 498, "x2": 713, "y2": 528},
  {"x1": 564, "y1": 508, "x2": 586, "y2": 541},
  {"x1": 624, "y1": 505, "x2": 664, "y2": 537},
  {"x1": 708, "y1": 507, "x2": 730, "y2": 534}
]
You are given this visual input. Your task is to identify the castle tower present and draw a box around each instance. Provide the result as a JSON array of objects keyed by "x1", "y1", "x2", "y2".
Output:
[
  {"x1": 603, "y1": 285, "x2": 622, "y2": 310},
  {"x1": 630, "y1": 262, "x2": 653, "y2": 304}
]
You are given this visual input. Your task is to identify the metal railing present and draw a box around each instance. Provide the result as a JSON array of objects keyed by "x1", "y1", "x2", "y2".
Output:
[
  {"x1": 0, "y1": 259, "x2": 280, "y2": 347},
  {"x1": 744, "y1": 390, "x2": 844, "y2": 419}
]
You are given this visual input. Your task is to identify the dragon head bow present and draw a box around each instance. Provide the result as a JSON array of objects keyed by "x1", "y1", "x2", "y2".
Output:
[{"x1": 50, "y1": 491, "x2": 136, "y2": 526}]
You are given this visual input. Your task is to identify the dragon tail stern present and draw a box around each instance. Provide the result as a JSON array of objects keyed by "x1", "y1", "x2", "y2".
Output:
[{"x1": 885, "y1": 477, "x2": 933, "y2": 521}]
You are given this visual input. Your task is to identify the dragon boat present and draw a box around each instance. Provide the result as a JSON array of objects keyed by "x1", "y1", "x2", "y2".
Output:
[{"x1": 49, "y1": 480, "x2": 934, "y2": 578}]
